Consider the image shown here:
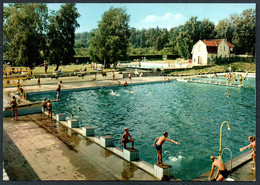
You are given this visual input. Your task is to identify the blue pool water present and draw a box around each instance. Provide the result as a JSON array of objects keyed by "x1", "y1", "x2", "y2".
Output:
[{"x1": 27, "y1": 77, "x2": 255, "y2": 180}]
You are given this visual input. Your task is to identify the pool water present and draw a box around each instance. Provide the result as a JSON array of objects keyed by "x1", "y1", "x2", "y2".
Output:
[{"x1": 27, "y1": 78, "x2": 255, "y2": 180}]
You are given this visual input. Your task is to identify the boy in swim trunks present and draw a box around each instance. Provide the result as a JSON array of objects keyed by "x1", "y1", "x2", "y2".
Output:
[
  {"x1": 209, "y1": 156, "x2": 229, "y2": 181},
  {"x1": 121, "y1": 127, "x2": 134, "y2": 149},
  {"x1": 153, "y1": 132, "x2": 180, "y2": 166},
  {"x1": 47, "y1": 100, "x2": 52, "y2": 120},
  {"x1": 10, "y1": 96, "x2": 18, "y2": 120}
]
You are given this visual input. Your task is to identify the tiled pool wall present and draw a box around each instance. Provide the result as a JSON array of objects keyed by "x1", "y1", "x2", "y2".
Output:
[{"x1": 4, "y1": 104, "x2": 42, "y2": 117}]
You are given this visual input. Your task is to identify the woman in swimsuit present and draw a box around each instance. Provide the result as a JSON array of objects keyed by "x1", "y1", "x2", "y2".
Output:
[
  {"x1": 240, "y1": 136, "x2": 256, "y2": 170},
  {"x1": 56, "y1": 81, "x2": 62, "y2": 100},
  {"x1": 10, "y1": 96, "x2": 18, "y2": 120},
  {"x1": 153, "y1": 132, "x2": 180, "y2": 165}
]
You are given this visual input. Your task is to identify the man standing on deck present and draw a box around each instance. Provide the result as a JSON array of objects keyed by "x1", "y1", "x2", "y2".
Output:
[
  {"x1": 56, "y1": 81, "x2": 63, "y2": 100},
  {"x1": 209, "y1": 156, "x2": 229, "y2": 181}
]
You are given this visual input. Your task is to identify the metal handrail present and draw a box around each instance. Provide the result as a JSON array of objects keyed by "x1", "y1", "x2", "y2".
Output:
[
  {"x1": 221, "y1": 147, "x2": 232, "y2": 173},
  {"x1": 219, "y1": 121, "x2": 231, "y2": 160}
]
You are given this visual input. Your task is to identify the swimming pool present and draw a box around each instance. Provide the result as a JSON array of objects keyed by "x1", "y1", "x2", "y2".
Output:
[{"x1": 27, "y1": 78, "x2": 255, "y2": 180}]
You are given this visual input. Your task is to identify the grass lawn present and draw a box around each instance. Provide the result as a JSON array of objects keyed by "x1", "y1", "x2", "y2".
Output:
[
  {"x1": 31, "y1": 61, "x2": 255, "y2": 76},
  {"x1": 168, "y1": 62, "x2": 255, "y2": 75},
  {"x1": 33, "y1": 64, "x2": 94, "y2": 75}
]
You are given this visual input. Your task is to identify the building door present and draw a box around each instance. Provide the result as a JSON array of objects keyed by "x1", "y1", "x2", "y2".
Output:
[{"x1": 197, "y1": 56, "x2": 201, "y2": 64}]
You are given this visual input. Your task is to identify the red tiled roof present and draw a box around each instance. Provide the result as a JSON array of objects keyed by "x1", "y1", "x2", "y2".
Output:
[{"x1": 202, "y1": 39, "x2": 234, "y2": 48}]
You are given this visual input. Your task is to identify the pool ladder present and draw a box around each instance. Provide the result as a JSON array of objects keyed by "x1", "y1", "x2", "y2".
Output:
[{"x1": 221, "y1": 148, "x2": 232, "y2": 173}]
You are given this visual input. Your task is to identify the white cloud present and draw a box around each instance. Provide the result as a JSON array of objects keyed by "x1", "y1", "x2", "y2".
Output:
[
  {"x1": 141, "y1": 13, "x2": 184, "y2": 23},
  {"x1": 139, "y1": 13, "x2": 186, "y2": 30}
]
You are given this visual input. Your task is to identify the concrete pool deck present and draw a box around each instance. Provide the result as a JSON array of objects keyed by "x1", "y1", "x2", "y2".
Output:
[
  {"x1": 3, "y1": 74, "x2": 256, "y2": 181},
  {"x1": 3, "y1": 114, "x2": 158, "y2": 180}
]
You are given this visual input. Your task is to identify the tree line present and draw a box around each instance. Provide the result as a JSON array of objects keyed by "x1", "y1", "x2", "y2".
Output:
[
  {"x1": 4, "y1": 3, "x2": 80, "y2": 70},
  {"x1": 75, "y1": 8, "x2": 255, "y2": 61},
  {"x1": 4, "y1": 4, "x2": 255, "y2": 69}
]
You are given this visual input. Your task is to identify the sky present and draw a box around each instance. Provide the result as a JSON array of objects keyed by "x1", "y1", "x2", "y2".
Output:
[{"x1": 47, "y1": 3, "x2": 256, "y2": 33}]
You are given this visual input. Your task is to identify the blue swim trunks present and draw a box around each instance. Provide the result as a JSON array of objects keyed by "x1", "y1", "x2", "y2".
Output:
[{"x1": 156, "y1": 144, "x2": 162, "y2": 150}]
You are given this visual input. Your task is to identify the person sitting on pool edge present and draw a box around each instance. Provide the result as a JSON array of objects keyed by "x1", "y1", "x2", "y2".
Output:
[
  {"x1": 121, "y1": 127, "x2": 135, "y2": 149},
  {"x1": 153, "y1": 132, "x2": 180, "y2": 166},
  {"x1": 209, "y1": 156, "x2": 229, "y2": 181}
]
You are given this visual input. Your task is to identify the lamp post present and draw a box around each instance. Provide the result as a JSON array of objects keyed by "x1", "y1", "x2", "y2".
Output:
[{"x1": 219, "y1": 121, "x2": 231, "y2": 160}]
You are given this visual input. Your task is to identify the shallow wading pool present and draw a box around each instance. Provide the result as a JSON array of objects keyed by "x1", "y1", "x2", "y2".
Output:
[{"x1": 27, "y1": 78, "x2": 255, "y2": 180}]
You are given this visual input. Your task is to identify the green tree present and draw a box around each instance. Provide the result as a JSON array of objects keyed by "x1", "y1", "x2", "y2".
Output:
[
  {"x1": 156, "y1": 28, "x2": 169, "y2": 51},
  {"x1": 4, "y1": 3, "x2": 48, "y2": 68},
  {"x1": 176, "y1": 31, "x2": 190, "y2": 59},
  {"x1": 230, "y1": 8, "x2": 255, "y2": 54},
  {"x1": 176, "y1": 16, "x2": 215, "y2": 59},
  {"x1": 89, "y1": 7, "x2": 131, "y2": 68},
  {"x1": 47, "y1": 3, "x2": 80, "y2": 70},
  {"x1": 214, "y1": 18, "x2": 233, "y2": 41}
]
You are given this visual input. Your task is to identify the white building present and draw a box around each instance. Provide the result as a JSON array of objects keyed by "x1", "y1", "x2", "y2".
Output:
[{"x1": 191, "y1": 39, "x2": 235, "y2": 65}]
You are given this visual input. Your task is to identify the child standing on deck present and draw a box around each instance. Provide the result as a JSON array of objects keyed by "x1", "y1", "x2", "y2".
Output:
[
  {"x1": 240, "y1": 136, "x2": 256, "y2": 170},
  {"x1": 42, "y1": 98, "x2": 47, "y2": 116},
  {"x1": 10, "y1": 96, "x2": 18, "y2": 121},
  {"x1": 47, "y1": 100, "x2": 52, "y2": 120}
]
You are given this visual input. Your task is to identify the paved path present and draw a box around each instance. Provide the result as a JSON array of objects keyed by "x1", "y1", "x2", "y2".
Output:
[{"x1": 3, "y1": 115, "x2": 157, "y2": 180}]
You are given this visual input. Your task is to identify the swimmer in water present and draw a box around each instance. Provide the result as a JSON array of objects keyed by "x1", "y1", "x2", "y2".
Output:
[
  {"x1": 148, "y1": 92, "x2": 152, "y2": 96},
  {"x1": 153, "y1": 132, "x2": 180, "y2": 166},
  {"x1": 109, "y1": 89, "x2": 115, "y2": 95},
  {"x1": 239, "y1": 74, "x2": 243, "y2": 86},
  {"x1": 117, "y1": 81, "x2": 121, "y2": 86},
  {"x1": 78, "y1": 107, "x2": 82, "y2": 111},
  {"x1": 109, "y1": 89, "x2": 120, "y2": 96},
  {"x1": 163, "y1": 78, "x2": 166, "y2": 83},
  {"x1": 227, "y1": 94, "x2": 230, "y2": 98},
  {"x1": 131, "y1": 89, "x2": 134, "y2": 94}
]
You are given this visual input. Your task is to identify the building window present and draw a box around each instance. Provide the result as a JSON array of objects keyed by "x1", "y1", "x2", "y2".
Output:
[
  {"x1": 230, "y1": 47, "x2": 233, "y2": 51},
  {"x1": 220, "y1": 46, "x2": 222, "y2": 51},
  {"x1": 224, "y1": 46, "x2": 225, "y2": 51},
  {"x1": 225, "y1": 55, "x2": 226, "y2": 58},
  {"x1": 211, "y1": 55, "x2": 213, "y2": 58}
]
